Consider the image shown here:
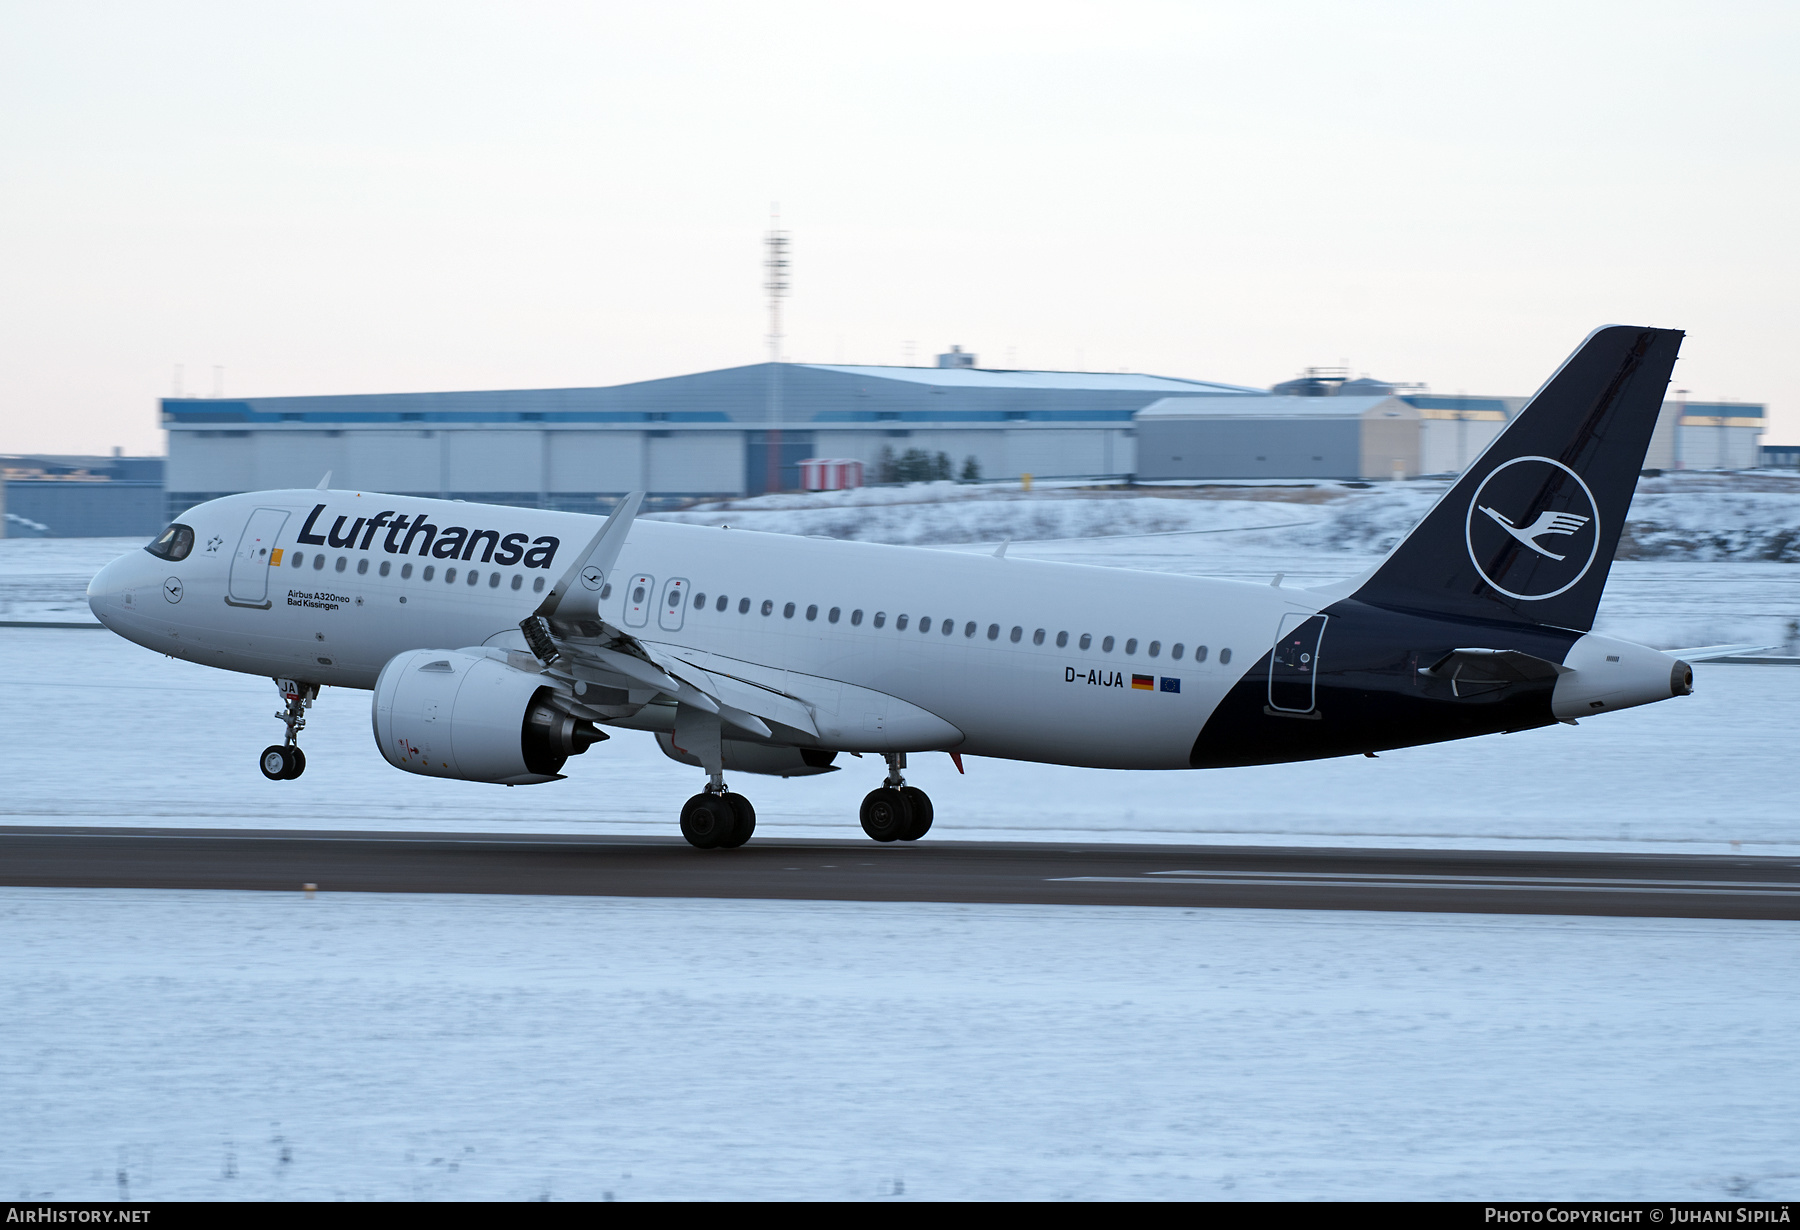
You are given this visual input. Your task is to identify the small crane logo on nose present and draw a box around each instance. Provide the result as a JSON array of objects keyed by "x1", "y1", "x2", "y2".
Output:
[
  {"x1": 580, "y1": 567, "x2": 605, "y2": 590},
  {"x1": 163, "y1": 578, "x2": 184, "y2": 603}
]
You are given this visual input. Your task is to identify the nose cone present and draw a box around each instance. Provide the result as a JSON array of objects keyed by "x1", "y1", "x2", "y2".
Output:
[{"x1": 87, "y1": 551, "x2": 138, "y2": 628}]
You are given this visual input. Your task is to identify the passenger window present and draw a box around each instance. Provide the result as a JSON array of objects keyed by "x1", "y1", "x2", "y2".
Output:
[
  {"x1": 941, "y1": 619, "x2": 954, "y2": 636},
  {"x1": 1124, "y1": 638, "x2": 1137, "y2": 654},
  {"x1": 291, "y1": 552, "x2": 303, "y2": 568},
  {"x1": 1219, "y1": 648, "x2": 1232, "y2": 664},
  {"x1": 1032, "y1": 629, "x2": 1045, "y2": 645},
  {"x1": 313, "y1": 555, "x2": 325, "y2": 571},
  {"x1": 987, "y1": 624, "x2": 1000, "y2": 640},
  {"x1": 423, "y1": 565, "x2": 435, "y2": 581},
  {"x1": 601, "y1": 583, "x2": 613, "y2": 600},
  {"x1": 1079, "y1": 633, "x2": 1092, "y2": 650},
  {"x1": 739, "y1": 598, "x2": 751, "y2": 613},
  {"x1": 783, "y1": 602, "x2": 795, "y2": 618},
  {"x1": 533, "y1": 576, "x2": 546, "y2": 593},
  {"x1": 694, "y1": 592, "x2": 706, "y2": 608},
  {"x1": 1147, "y1": 641, "x2": 1160, "y2": 657},
  {"x1": 717, "y1": 595, "x2": 729, "y2": 612},
  {"x1": 1056, "y1": 631, "x2": 1068, "y2": 648},
  {"x1": 402, "y1": 563, "x2": 414, "y2": 579},
  {"x1": 896, "y1": 614, "x2": 909, "y2": 630},
  {"x1": 806, "y1": 604, "x2": 818, "y2": 621},
  {"x1": 1194, "y1": 645, "x2": 1208, "y2": 662},
  {"x1": 964, "y1": 621, "x2": 976, "y2": 638},
  {"x1": 633, "y1": 584, "x2": 646, "y2": 604},
  {"x1": 874, "y1": 612, "x2": 886, "y2": 628},
  {"x1": 829, "y1": 607, "x2": 840, "y2": 623},
  {"x1": 511, "y1": 574, "x2": 522, "y2": 590},
  {"x1": 379, "y1": 560, "x2": 391, "y2": 577},
  {"x1": 851, "y1": 609, "x2": 863, "y2": 625},
  {"x1": 145, "y1": 523, "x2": 195, "y2": 561},
  {"x1": 761, "y1": 600, "x2": 773, "y2": 616},
  {"x1": 1171, "y1": 643, "x2": 1183, "y2": 660},
  {"x1": 468, "y1": 570, "x2": 480, "y2": 586},
  {"x1": 1009, "y1": 626, "x2": 1022, "y2": 643},
  {"x1": 446, "y1": 568, "x2": 458, "y2": 583},
  {"x1": 918, "y1": 617, "x2": 930, "y2": 633},
  {"x1": 334, "y1": 555, "x2": 347, "y2": 571},
  {"x1": 1102, "y1": 636, "x2": 1114, "y2": 652},
  {"x1": 488, "y1": 572, "x2": 500, "y2": 588},
  {"x1": 357, "y1": 558, "x2": 369, "y2": 575}
]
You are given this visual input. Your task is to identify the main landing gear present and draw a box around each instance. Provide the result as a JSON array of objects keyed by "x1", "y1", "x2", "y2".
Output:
[
  {"x1": 260, "y1": 678, "x2": 316, "y2": 781},
  {"x1": 859, "y1": 752, "x2": 933, "y2": 843},
  {"x1": 679, "y1": 772, "x2": 756, "y2": 850}
]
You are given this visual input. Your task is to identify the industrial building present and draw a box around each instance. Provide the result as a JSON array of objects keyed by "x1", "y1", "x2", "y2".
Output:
[
  {"x1": 1, "y1": 454, "x2": 166, "y2": 538},
  {"x1": 162, "y1": 356, "x2": 1259, "y2": 514},
  {"x1": 1, "y1": 350, "x2": 1771, "y2": 536}
]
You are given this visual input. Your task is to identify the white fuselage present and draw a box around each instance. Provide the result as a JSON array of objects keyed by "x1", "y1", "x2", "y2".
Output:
[{"x1": 89, "y1": 490, "x2": 1316, "y2": 770}]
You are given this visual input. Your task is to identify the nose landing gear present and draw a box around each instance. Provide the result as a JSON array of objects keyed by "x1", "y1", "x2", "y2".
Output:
[
  {"x1": 860, "y1": 752, "x2": 933, "y2": 843},
  {"x1": 260, "y1": 678, "x2": 316, "y2": 781}
]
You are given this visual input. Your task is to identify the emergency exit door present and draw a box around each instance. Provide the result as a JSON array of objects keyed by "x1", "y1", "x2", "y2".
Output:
[{"x1": 1268, "y1": 612, "x2": 1327, "y2": 714}]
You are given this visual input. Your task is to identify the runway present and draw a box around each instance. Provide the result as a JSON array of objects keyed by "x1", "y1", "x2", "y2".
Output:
[{"x1": 2, "y1": 826, "x2": 1798, "y2": 919}]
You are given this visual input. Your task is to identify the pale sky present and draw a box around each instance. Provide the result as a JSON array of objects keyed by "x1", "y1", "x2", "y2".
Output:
[{"x1": 2, "y1": 0, "x2": 1795, "y2": 456}]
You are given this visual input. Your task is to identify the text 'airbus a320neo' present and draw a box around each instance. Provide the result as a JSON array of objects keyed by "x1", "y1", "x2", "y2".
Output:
[{"x1": 90, "y1": 326, "x2": 1695, "y2": 847}]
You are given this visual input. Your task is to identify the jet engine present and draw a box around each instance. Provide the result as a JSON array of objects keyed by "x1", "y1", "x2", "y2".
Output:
[
  {"x1": 654, "y1": 731, "x2": 838, "y2": 778},
  {"x1": 372, "y1": 648, "x2": 604, "y2": 784}
]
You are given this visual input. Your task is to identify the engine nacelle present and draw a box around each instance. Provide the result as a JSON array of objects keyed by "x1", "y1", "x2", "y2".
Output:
[
  {"x1": 372, "y1": 648, "x2": 603, "y2": 784},
  {"x1": 654, "y1": 731, "x2": 839, "y2": 778}
]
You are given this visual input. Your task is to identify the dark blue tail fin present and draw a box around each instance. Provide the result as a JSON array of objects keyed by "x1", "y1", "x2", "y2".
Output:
[{"x1": 1351, "y1": 324, "x2": 1683, "y2": 632}]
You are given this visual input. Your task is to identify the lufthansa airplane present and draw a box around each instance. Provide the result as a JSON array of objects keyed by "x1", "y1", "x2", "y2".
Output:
[{"x1": 89, "y1": 325, "x2": 1694, "y2": 848}]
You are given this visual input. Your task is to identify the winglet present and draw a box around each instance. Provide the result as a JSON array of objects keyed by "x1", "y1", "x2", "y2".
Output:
[
  {"x1": 315, "y1": 471, "x2": 332, "y2": 490},
  {"x1": 993, "y1": 539, "x2": 1010, "y2": 559},
  {"x1": 536, "y1": 491, "x2": 645, "y2": 622}
]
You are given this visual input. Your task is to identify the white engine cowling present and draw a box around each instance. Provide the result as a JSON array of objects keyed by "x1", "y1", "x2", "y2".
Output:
[{"x1": 372, "y1": 648, "x2": 603, "y2": 784}]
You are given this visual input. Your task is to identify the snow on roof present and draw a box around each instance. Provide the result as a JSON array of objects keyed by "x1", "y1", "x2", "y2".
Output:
[
  {"x1": 1134, "y1": 394, "x2": 1412, "y2": 419},
  {"x1": 801, "y1": 364, "x2": 1265, "y2": 395}
]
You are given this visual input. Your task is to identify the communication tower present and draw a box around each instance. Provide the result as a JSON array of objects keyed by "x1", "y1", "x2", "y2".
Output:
[{"x1": 764, "y1": 209, "x2": 790, "y2": 492}]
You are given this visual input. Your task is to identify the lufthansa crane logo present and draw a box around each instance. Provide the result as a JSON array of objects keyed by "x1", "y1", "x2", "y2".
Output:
[
  {"x1": 1464, "y1": 456, "x2": 1600, "y2": 601},
  {"x1": 580, "y1": 566, "x2": 604, "y2": 591}
]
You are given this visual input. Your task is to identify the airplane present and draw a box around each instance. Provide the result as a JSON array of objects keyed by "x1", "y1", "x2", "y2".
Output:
[{"x1": 89, "y1": 325, "x2": 1695, "y2": 849}]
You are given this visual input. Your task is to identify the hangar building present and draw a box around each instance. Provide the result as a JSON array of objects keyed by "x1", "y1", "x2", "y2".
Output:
[{"x1": 163, "y1": 359, "x2": 1259, "y2": 515}]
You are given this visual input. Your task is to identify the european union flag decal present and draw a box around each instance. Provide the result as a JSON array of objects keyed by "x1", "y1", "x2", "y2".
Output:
[{"x1": 1160, "y1": 677, "x2": 1180, "y2": 693}]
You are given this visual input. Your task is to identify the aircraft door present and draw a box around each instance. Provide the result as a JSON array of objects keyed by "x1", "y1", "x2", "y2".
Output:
[
  {"x1": 658, "y1": 578, "x2": 689, "y2": 631},
  {"x1": 1268, "y1": 611, "x2": 1327, "y2": 714},
  {"x1": 623, "y1": 574, "x2": 654, "y2": 627},
  {"x1": 227, "y1": 507, "x2": 290, "y2": 608}
]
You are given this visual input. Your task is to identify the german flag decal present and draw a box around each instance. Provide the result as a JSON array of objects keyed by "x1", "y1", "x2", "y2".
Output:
[{"x1": 1132, "y1": 673, "x2": 1154, "y2": 690}]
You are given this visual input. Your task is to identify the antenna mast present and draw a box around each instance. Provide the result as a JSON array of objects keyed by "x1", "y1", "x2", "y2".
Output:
[{"x1": 763, "y1": 207, "x2": 790, "y2": 493}]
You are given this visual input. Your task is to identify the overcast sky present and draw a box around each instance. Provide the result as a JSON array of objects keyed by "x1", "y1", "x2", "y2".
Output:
[{"x1": 2, "y1": 0, "x2": 1795, "y2": 455}]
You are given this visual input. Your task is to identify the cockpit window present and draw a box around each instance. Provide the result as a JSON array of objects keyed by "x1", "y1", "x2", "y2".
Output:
[{"x1": 145, "y1": 523, "x2": 195, "y2": 562}]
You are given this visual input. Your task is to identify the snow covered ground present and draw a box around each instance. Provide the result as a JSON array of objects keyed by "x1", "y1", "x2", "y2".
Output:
[
  {"x1": 2, "y1": 489, "x2": 1798, "y2": 853},
  {"x1": 4, "y1": 888, "x2": 1797, "y2": 1201},
  {"x1": 1, "y1": 625, "x2": 1794, "y2": 855}
]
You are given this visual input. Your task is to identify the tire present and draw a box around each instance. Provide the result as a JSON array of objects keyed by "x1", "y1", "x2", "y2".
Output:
[
  {"x1": 859, "y1": 787, "x2": 913, "y2": 843},
  {"x1": 283, "y1": 747, "x2": 308, "y2": 780},
  {"x1": 259, "y1": 745, "x2": 293, "y2": 781},
  {"x1": 898, "y1": 786, "x2": 933, "y2": 841},
  {"x1": 717, "y1": 794, "x2": 756, "y2": 848},
  {"x1": 680, "y1": 793, "x2": 736, "y2": 849}
]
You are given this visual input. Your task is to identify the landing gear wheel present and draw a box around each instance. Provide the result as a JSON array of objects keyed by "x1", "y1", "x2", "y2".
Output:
[
  {"x1": 260, "y1": 745, "x2": 297, "y2": 781},
  {"x1": 680, "y1": 793, "x2": 737, "y2": 849},
  {"x1": 859, "y1": 787, "x2": 913, "y2": 843},
  {"x1": 898, "y1": 786, "x2": 933, "y2": 841},
  {"x1": 283, "y1": 747, "x2": 307, "y2": 780},
  {"x1": 717, "y1": 793, "x2": 756, "y2": 848}
]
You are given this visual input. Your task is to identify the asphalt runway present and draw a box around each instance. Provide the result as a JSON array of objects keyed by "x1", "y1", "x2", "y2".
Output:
[{"x1": 3, "y1": 826, "x2": 1799, "y2": 919}]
